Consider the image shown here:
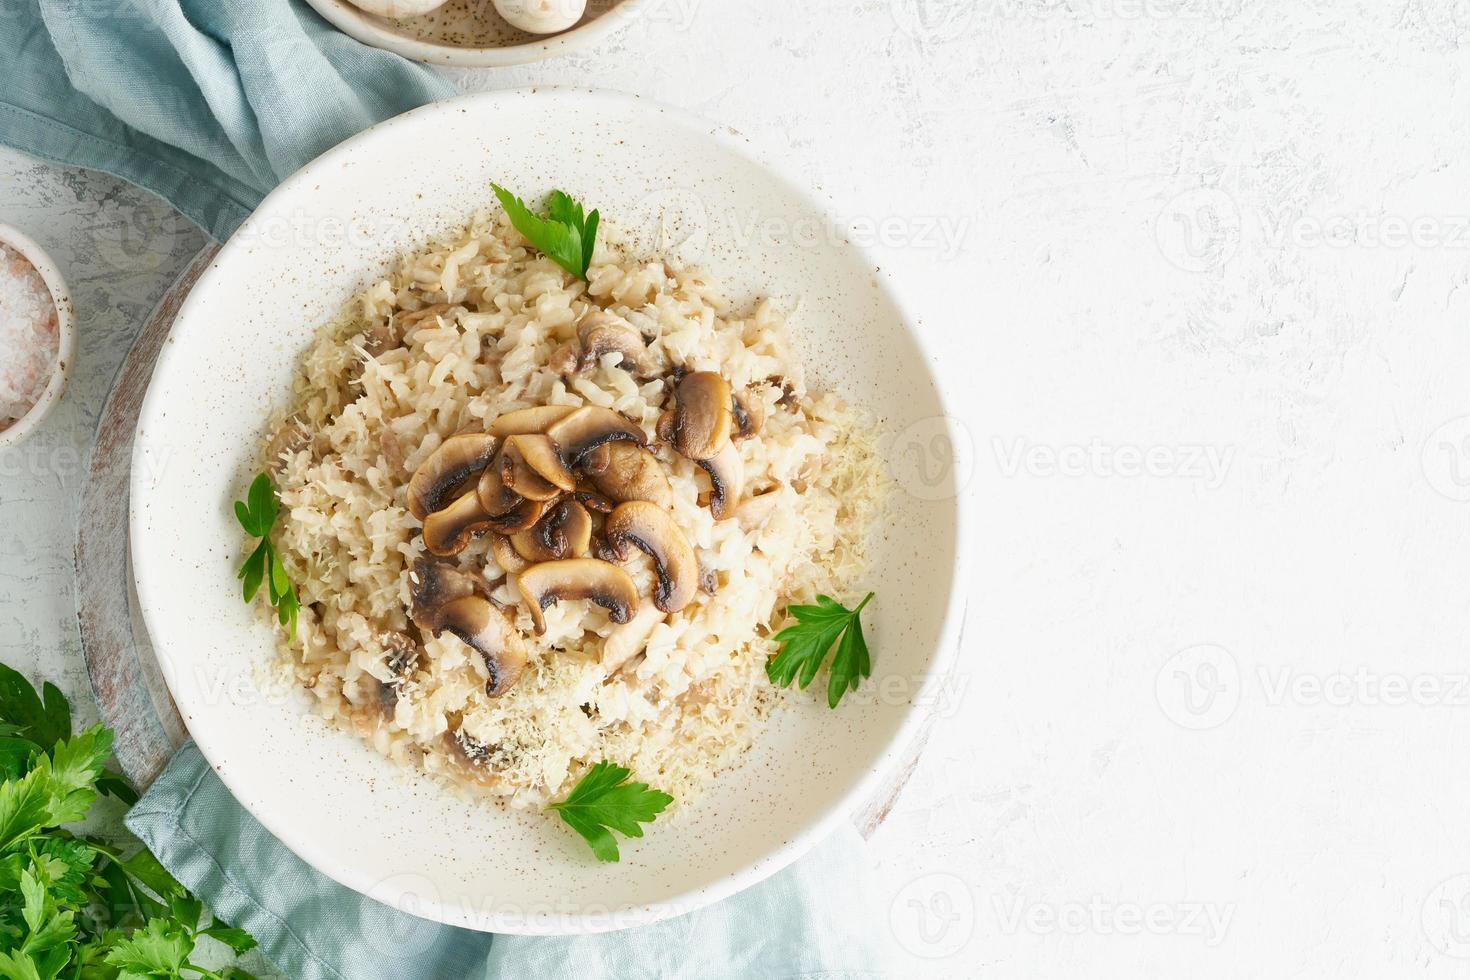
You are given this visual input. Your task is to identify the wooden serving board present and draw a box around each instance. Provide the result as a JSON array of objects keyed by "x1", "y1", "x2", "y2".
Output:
[{"x1": 73, "y1": 242, "x2": 933, "y2": 835}]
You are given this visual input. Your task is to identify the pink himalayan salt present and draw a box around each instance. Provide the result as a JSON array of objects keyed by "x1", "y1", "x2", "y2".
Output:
[{"x1": 0, "y1": 241, "x2": 60, "y2": 432}]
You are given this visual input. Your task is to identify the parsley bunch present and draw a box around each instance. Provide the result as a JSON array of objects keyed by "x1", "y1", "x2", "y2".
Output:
[
  {"x1": 235, "y1": 473, "x2": 299, "y2": 640},
  {"x1": 491, "y1": 184, "x2": 600, "y2": 281},
  {"x1": 548, "y1": 762, "x2": 672, "y2": 863},
  {"x1": 767, "y1": 593, "x2": 875, "y2": 708},
  {"x1": 0, "y1": 662, "x2": 260, "y2": 979}
]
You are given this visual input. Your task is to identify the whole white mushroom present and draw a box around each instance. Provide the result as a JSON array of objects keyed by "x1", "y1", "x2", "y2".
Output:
[
  {"x1": 347, "y1": 0, "x2": 450, "y2": 15},
  {"x1": 493, "y1": 0, "x2": 588, "y2": 34}
]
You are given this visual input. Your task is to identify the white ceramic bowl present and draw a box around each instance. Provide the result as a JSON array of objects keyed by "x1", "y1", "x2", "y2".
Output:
[
  {"x1": 304, "y1": 0, "x2": 635, "y2": 67},
  {"x1": 130, "y1": 89, "x2": 966, "y2": 934},
  {"x1": 0, "y1": 225, "x2": 75, "y2": 451}
]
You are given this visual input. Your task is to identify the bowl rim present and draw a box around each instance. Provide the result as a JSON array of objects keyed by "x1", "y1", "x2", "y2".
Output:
[
  {"x1": 302, "y1": 0, "x2": 639, "y2": 68},
  {"x1": 131, "y1": 87, "x2": 971, "y2": 934},
  {"x1": 0, "y1": 225, "x2": 76, "y2": 451}
]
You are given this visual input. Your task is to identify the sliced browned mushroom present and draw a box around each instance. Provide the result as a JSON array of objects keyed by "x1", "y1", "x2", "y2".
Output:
[
  {"x1": 266, "y1": 418, "x2": 310, "y2": 477},
  {"x1": 484, "y1": 495, "x2": 549, "y2": 535},
  {"x1": 602, "y1": 501, "x2": 699, "y2": 613},
  {"x1": 408, "y1": 432, "x2": 500, "y2": 520},
  {"x1": 476, "y1": 458, "x2": 523, "y2": 517},
  {"x1": 396, "y1": 303, "x2": 453, "y2": 331},
  {"x1": 500, "y1": 434, "x2": 576, "y2": 500},
  {"x1": 408, "y1": 557, "x2": 494, "y2": 631},
  {"x1": 735, "y1": 489, "x2": 781, "y2": 533},
  {"x1": 376, "y1": 630, "x2": 420, "y2": 710},
  {"x1": 544, "y1": 406, "x2": 645, "y2": 465},
  {"x1": 423, "y1": 490, "x2": 494, "y2": 556},
  {"x1": 434, "y1": 596, "x2": 527, "y2": 697},
  {"x1": 511, "y1": 499, "x2": 592, "y2": 563},
  {"x1": 601, "y1": 602, "x2": 666, "y2": 674},
  {"x1": 660, "y1": 371, "x2": 732, "y2": 461},
  {"x1": 490, "y1": 534, "x2": 529, "y2": 574},
  {"x1": 573, "y1": 488, "x2": 616, "y2": 513},
  {"x1": 731, "y1": 388, "x2": 764, "y2": 440},
  {"x1": 488, "y1": 405, "x2": 577, "y2": 438},
  {"x1": 516, "y1": 558, "x2": 639, "y2": 635},
  {"x1": 696, "y1": 442, "x2": 744, "y2": 521},
  {"x1": 582, "y1": 441, "x2": 674, "y2": 509},
  {"x1": 575, "y1": 310, "x2": 656, "y2": 377}
]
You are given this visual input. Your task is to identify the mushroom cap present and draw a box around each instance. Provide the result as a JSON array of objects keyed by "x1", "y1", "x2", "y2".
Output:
[
  {"x1": 696, "y1": 441, "x2": 745, "y2": 521},
  {"x1": 575, "y1": 310, "x2": 656, "y2": 377},
  {"x1": 602, "y1": 500, "x2": 699, "y2": 613},
  {"x1": 665, "y1": 371, "x2": 733, "y2": 461},
  {"x1": 491, "y1": 0, "x2": 587, "y2": 34},
  {"x1": 731, "y1": 388, "x2": 764, "y2": 441},
  {"x1": 501, "y1": 434, "x2": 577, "y2": 500},
  {"x1": 422, "y1": 489, "x2": 493, "y2": 557},
  {"x1": 490, "y1": 533, "x2": 530, "y2": 574},
  {"x1": 582, "y1": 441, "x2": 675, "y2": 510},
  {"x1": 515, "y1": 558, "x2": 639, "y2": 634},
  {"x1": 735, "y1": 489, "x2": 781, "y2": 533},
  {"x1": 488, "y1": 405, "x2": 577, "y2": 437},
  {"x1": 544, "y1": 406, "x2": 645, "y2": 465},
  {"x1": 476, "y1": 458, "x2": 524, "y2": 517},
  {"x1": 484, "y1": 495, "x2": 550, "y2": 535},
  {"x1": 511, "y1": 499, "x2": 592, "y2": 563},
  {"x1": 407, "y1": 432, "x2": 499, "y2": 520},
  {"x1": 434, "y1": 595, "x2": 527, "y2": 697},
  {"x1": 408, "y1": 556, "x2": 492, "y2": 630},
  {"x1": 351, "y1": 0, "x2": 451, "y2": 17}
]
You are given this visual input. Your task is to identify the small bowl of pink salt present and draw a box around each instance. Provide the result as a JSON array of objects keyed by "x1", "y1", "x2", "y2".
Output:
[{"x1": 0, "y1": 225, "x2": 74, "y2": 450}]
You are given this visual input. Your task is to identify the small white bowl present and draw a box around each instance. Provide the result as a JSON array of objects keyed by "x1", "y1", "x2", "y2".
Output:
[
  {"x1": 0, "y1": 225, "x2": 75, "y2": 451},
  {"x1": 303, "y1": 0, "x2": 636, "y2": 68}
]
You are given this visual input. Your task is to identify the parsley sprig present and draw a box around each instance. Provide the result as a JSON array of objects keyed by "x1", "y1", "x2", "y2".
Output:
[
  {"x1": 234, "y1": 473, "x2": 299, "y2": 640},
  {"x1": 547, "y1": 761, "x2": 672, "y2": 863},
  {"x1": 491, "y1": 184, "x2": 600, "y2": 281},
  {"x1": 0, "y1": 662, "x2": 260, "y2": 979},
  {"x1": 767, "y1": 593, "x2": 875, "y2": 709}
]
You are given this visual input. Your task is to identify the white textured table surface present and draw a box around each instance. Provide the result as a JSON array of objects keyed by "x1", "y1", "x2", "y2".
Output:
[{"x1": 8, "y1": 2, "x2": 1470, "y2": 976}]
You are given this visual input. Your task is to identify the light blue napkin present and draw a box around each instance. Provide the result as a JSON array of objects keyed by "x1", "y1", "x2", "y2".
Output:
[
  {"x1": 0, "y1": 3, "x2": 897, "y2": 976},
  {"x1": 1, "y1": 0, "x2": 454, "y2": 240},
  {"x1": 130, "y1": 745, "x2": 891, "y2": 980}
]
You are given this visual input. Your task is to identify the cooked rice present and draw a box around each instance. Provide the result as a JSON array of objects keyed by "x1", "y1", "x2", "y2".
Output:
[{"x1": 265, "y1": 207, "x2": 884, "y2": 808}]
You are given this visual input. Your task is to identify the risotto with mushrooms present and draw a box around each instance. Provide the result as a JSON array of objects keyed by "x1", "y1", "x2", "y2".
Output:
[{"x1": 259, "y1": 198, "x2": 884, "y2": 812}]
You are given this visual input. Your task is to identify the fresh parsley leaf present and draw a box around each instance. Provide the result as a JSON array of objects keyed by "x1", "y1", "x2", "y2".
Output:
[
  {"x1": 547, "y1": 761, "x2": 672, "y2": 863},
  {"x1": 0, "y1": 772, "x2": 52, "y2": 852},
  {"x1": 0, "y1": 665, "x2": 67, "y2": 748},
  {"x1": 116, "y1": 849, "x2": 185, "y2": 904},
  {"x1": 0, "y1": 660, "x2": 262, "y2": 980},
  {"x1": 97, "y1": 768, "x2": 140, "y2": 806},
  {"x1": 38, "y1": 727, "x2": 113, "y2": 826},
  {"x1": 200, "y1": 923, "x2": 257, "y2": 955},
  {"x1": 0, "y1": 736, "x2": 39, "y2": 783},
  {"x1": 104, "y1": 919, "x2": 193, "y2": 976},
  {"x1": 233, "y1": 474, "x2": 299, "y2": 640},
  {"x1": 491, "y1": 183, "x2": 600, "y2": 280},
  {"x1": 0, "y1": 950, "x2": 45, "y2": 980},
  {"x1": 766, "y1": 593, "x2": 875, "y2": 708}
]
